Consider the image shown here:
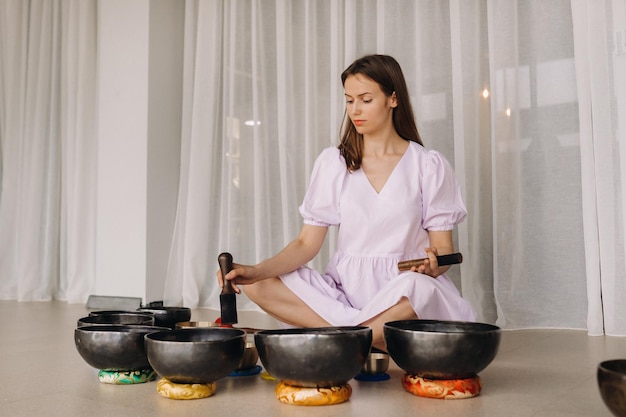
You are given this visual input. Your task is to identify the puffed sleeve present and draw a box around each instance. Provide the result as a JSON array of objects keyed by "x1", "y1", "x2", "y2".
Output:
[
  {"x1": 298, "y1": 147, "x2": 346, "y2": 227},
  {"x1": 421, "y1": 150, "x2": 467, "y2": 231}
]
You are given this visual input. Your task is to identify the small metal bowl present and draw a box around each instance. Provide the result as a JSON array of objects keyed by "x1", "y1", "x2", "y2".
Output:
[
  {"x1": 361, "y1": 351, "x2": 390, "y2": 375},
  {"x1": 175, "y1": 321, "x2": 220, "y2": 329},
  {"x1": 237, "y1": 341, "x2": 259, "y2": 370},
  {"x1": 598, "y1": 359, "x2": 626, "y2": 417}
]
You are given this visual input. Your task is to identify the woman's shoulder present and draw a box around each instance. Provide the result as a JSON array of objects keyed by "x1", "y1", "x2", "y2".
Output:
[
  {"x1": 404, "y1": 142, "x2": 459, "y2": 183},
  {"x1": 318, "y1": 145, "x2": 342, "y2": 158},
  {"x1": 406, "y1": 141, "x2": 450, "y2": 165},
  {"x1": 315, "y1": 146, "x2": 346, "y2": 168}
]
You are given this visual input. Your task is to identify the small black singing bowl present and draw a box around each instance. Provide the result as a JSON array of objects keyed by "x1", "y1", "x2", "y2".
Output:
[
  {"x1": 384, "y1": 320, "x2": 501, "y2": 380},
  {"x1": 136, "y1": 306, "x2": 191, "y2": 329},
  {"x1": 598, "y1": 359, "x2": 626, "y2": 417},
  {"x1": 145, "y1": 328, "x2": 246, "y2": 384},
  {"x1": 255, "y1": 326, "x2": 373, "y2": 388},
  {"x1": 74, "y1": 325, "x2": 170, "y2": 371}
]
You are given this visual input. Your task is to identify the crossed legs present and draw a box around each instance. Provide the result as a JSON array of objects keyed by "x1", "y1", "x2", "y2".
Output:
[
  {"x1": 242, "y1": 277, "x2": 331, "y2": 328},
  {"x1": 243, "y1": 277, "x2": 418, "y2": 351},
  {"x1": 359, "y1": 297, "x2": 418, "y2": 350}
]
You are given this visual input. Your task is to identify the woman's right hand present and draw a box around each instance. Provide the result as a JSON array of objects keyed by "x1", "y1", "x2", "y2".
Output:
[
  {"x1": 215, "y1": 224, "x2": 328, "y2": 294},
  {"x1": 216, "y1": 263, "x2": 258, "y2": 294}
]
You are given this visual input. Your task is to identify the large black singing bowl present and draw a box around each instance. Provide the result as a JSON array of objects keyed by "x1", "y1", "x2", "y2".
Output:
[
  {"x1": 136, "y1": 306, "x2": 191, "y2": 329},
  {"x1": 77, "y1": 312, "x2": 155, "y2": 327},
  {"x1": 74, "y1": 325, "x2": 169, "y2": 371},
  {"x1": 597, "y1": 359, "x2": 626, "y2": 417},
  {"x1": 145, "y1": 328, "x2": 246, "y2": 384},
  {"x1": 384, "y1": 320, "x2": 501, "y2": 380},
  {"x1": 254, "y1": 326, "x2": 373, "y2": 388}
]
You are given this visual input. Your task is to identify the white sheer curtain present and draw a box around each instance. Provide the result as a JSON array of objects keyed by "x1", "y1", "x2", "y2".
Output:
[
  {"x1": 0, "y1": 0, "x2": 97, "y2": 303},
  {"x1": 571, "y1": 0, "x2": 626, "y2": 336},
  {"x1": 487, "y1": 1, "x2": 589, "y2": 330},
  {"x1": 1, "y1": 0, "x2": 626, "y2": 335}
]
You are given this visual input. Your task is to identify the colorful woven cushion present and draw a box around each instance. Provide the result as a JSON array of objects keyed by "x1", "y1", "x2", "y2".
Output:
[
  {"x1": 401, "y1": 374, "x2": 482, "y2": 399},
  {"x1": 156, "y1": 378, "x2": 217, "y2": 400},
  {"x1": 275, "y1": 381, "x2": 352, "y2": 406},
  {"x1": 97, "y1": 369, "x2": 156, "y2": 385}
]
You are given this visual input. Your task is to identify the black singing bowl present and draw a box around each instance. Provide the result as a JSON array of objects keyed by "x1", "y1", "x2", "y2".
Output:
[
  {"x1": 255, "y1": 326, "x2": 373, "y2": 388},
  {"x1": 145, "y1": 328, "x2": 246, "y2": 384},
  {"x1": 598, "y1": 359, "x2": 626, "y2": 417},
  {"x1": 74, "y1": 325, "x2": 169, "y2": 371},
  {"x1": 384, "y1": 320, "x2": 501, "y2": 380},
  {"x1": 77, "y1": 312, "x2": 155, "y2": 327},
  {"x1": 136, "y1": 306, "x2": 191, "y2": 329}
]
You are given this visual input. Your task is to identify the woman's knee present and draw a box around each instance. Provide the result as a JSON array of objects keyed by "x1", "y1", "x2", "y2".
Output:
[
  {"x1": 242, "y1": 277, "x2": 277, "y2": 303},
  {"x1": 242, "y1": 282, "x2": 261, "y2": 302}
]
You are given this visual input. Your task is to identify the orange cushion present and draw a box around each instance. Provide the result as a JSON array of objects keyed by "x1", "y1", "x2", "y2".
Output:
[
  {"x1": 275, "y1": 381, "x2": 352, "y2": 406},
  {"x1": 401, "y1": 374, "x2": 481, "y2": 399}
]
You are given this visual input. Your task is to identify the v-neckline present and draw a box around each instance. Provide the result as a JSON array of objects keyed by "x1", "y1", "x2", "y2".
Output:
[{"x1": 361, "y1": 143, "x2": 410, "y2": 195}]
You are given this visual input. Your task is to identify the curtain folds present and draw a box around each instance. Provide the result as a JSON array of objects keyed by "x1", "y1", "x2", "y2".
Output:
[
  {"x1": 0, "y1": 0, "x2": 97, "y2": 303},
  {"x1": 571, "y1": 0, "x2": 626, "y2": 335},
  {"x1": 1, "y1": 0, "x2": 625, "y2": 335}
]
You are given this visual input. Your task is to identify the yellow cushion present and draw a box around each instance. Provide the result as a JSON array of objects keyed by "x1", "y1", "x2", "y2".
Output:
[
  {"x1": 156, "y1": 378, "x2": 217, "y2": 400},
  {"x1": 275, "y1": 381, "x2": 352, "y2": 406}
]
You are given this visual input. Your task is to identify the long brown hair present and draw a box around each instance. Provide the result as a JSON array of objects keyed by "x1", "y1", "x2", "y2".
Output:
[{"x1": 338, "y1": 55, "x2": 422, "y2": 171}]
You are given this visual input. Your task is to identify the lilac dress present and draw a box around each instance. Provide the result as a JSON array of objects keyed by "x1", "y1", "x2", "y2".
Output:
[{"x1": 279, "y1": 141, "x2": 476, "y2": 326}]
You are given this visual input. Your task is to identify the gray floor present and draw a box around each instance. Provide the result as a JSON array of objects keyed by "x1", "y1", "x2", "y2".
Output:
[{"x1": 1, "y1": 300, "x2": 623, "y2": 416}]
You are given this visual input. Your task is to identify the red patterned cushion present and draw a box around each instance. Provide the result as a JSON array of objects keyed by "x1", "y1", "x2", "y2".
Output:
[{"x1": 401, "y1": 374, "x2": 482, "y2": 399}]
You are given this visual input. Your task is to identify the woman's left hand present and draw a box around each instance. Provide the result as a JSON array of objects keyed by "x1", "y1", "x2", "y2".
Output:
[{"x1": 412, "y1": 247, "x2": 441, "y2": 277}]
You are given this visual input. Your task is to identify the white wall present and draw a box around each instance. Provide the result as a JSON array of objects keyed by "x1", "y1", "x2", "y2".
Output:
[
  {"x1": 147, "y1": 0, "x2": 184, "y2": 303},
  {"x1": 95, "y1": 0, "x2": 182, "y2": 304}
]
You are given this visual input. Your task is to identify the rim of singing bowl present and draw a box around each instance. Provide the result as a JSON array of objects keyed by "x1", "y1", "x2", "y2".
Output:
[
  {"x1": 599, "y1": 359, "x2": 626, "y2": 375},
  {"x1": 384, "y1": 319, "x2": 501, "y2": 334},
  {"x1": 77, "y1": 312, "x2": 155, "y2": 327},
  {"x1": 89, "y1": 310, "x2": 154, "y2": 316},
  {"x1": 137, "y1": 306, "x2": 191, "y2": 313}
]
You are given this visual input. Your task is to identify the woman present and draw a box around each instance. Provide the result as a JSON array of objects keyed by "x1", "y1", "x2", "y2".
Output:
[{"x1": 218, "y1": 54, "x2": 475, "y2": 350}]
